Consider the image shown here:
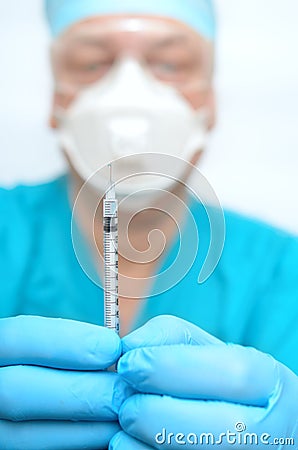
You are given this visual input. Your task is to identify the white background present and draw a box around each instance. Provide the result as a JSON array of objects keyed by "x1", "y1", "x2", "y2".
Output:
[{"x1": 0, "y1": 0, "x2": 297, "y2": 233}]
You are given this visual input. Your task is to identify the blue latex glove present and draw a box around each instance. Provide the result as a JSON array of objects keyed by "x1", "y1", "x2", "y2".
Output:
[
  {"x1": 110, "y1": 315, "x2": 298, "y2": 449},
  {"x1": 0, "y1": 316, "x2": 133, "y2": 450}
]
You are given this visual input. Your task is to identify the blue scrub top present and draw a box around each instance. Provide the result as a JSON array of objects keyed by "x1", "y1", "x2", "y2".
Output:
[{"x1": 0, "y1": 175, "x2": 297, "y2": 374}]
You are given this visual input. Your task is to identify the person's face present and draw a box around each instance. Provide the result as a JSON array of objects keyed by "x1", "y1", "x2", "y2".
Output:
[{"x1": 50, "y1": 15, "x2": 216, "y2": 130}]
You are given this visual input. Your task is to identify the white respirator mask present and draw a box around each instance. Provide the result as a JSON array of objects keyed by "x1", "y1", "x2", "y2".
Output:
[{"x1": 56, "y1": 58, "x2": 209, "y2": 199}]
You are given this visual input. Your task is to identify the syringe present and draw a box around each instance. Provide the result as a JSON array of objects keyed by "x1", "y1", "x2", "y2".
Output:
[{"x1": 103, "y1": 164, "x2": 120, "y2": 335}]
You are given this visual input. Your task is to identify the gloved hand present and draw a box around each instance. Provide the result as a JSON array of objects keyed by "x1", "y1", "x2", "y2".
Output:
[
  {"x1": 110, "y1": 315, "x2": 298, "y2": 449},
  {"x1": 0, "y1": 315, "x2": 133, "y2": 450}
]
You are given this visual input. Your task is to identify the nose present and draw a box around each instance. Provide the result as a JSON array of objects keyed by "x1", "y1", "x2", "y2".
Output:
[{"x1": 103, "y1": 57, "x2": 156, "y2": 94}]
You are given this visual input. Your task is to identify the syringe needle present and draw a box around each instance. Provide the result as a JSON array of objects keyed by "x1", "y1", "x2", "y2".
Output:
[
  {"x1": 109, "y1": 163, "x2": 112, "y2": 184},
  {"x1": 106, "y1": 163, "x2": 116, "y2": 201}
]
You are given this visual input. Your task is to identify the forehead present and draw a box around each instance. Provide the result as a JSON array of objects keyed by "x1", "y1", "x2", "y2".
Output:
[{"x1": 55, "y1": 15, "x2": 207, "y2": 53}]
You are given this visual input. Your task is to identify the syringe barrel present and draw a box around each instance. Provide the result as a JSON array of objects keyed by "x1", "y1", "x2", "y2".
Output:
[{"x1": 103, "y1": 197, "x2": 119, "y2": 334}]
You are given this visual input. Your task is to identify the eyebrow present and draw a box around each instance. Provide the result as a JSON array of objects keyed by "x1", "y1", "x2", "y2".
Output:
[
  {"x1": 71, "y1": 35, "x2": 111, "y2": 49},
  {"x1": 150, "y1": 34, "x2": 191, "y2": 50}
]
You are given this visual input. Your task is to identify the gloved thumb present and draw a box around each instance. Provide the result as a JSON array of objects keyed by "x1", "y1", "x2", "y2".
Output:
[{"x1": 122, "y1": 315, "x2": 222, "y2": 353}]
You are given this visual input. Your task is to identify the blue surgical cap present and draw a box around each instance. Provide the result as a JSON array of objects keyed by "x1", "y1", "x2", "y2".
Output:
[{"x1": 45, "y1": 0, "x2": 216, "y2": 40}]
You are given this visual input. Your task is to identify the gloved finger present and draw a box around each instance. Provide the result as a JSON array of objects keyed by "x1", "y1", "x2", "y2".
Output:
[
  {"x1": 110, "y1": 431, "x2": 153, "y2": 449},
  {"x1": 0, "y1": 419, "x2": 120, "y2": 450},
  {"x1": 122, "y1": 315, "x2": 222, "y2": 353},
  {"x1": 0, "y1": 367, "x2": 133, "y2": 421},
  {"x1": 118, "y1": 344, "x2": 277, "y2": 406},
  {"x1": 0, "y1": 316, "x2": 121, "y2": 369},
  {"x1": 119, "y1": 394, "x2": 283, "y2": 449}
]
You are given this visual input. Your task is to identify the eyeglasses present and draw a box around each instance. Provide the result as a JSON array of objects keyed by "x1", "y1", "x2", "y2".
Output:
[{"x1": 52, "y1": 17, "x2": 214, "y2": 97}]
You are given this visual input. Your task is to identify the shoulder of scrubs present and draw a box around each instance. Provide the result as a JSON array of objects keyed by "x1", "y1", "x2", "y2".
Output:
[
  {"x1": 0, "y1": 176, "x2": 103, "y2": 324},
  {"x1": 223, "y1": 210, "x2": 298, "y2": 375}
]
